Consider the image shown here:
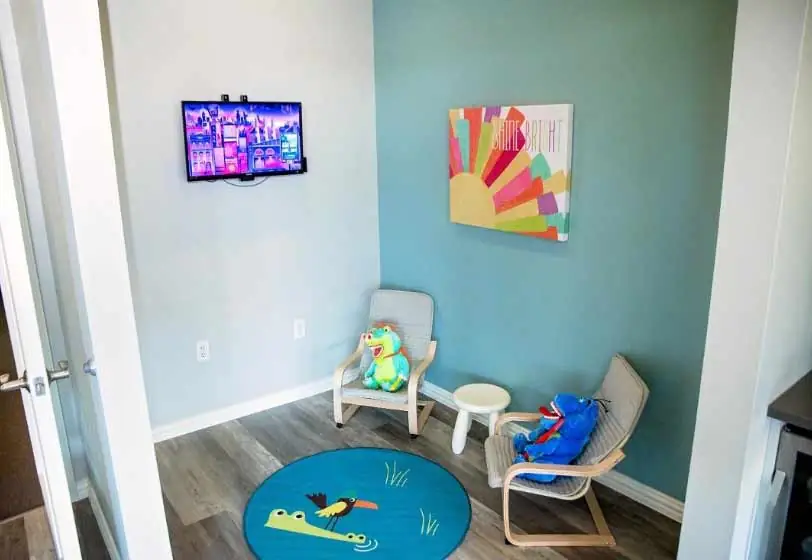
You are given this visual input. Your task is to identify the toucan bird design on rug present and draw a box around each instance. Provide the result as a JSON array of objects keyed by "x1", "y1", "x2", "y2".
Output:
[{"x1": 306, "y1": 493, "x2": 379, "y2": 531}]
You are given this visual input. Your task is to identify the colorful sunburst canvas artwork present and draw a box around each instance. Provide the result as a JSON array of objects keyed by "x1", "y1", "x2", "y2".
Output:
[{"x1": 449, "y1": 104, "x2": 573, "y2": 241}]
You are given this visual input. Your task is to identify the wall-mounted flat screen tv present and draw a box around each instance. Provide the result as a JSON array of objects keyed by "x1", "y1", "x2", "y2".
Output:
[{"x1": 182, "y1": 101, "x2": 305, "y2": 181}]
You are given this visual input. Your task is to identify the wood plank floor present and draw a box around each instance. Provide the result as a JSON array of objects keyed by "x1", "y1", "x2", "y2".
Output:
[
  {"x1": 156, "y1": 392, "x2": 680, "y2": 559},
  {"x1": 0, "y1": 499, "x2": 109, "y2": 559}
]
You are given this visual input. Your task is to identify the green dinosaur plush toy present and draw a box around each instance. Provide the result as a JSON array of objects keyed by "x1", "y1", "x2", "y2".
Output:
[{"x1": 362, "y1": 324, "x2": 410, "y2": 392}]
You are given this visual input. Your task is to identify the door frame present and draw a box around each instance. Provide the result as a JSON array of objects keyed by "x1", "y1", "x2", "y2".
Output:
[
  {"x1": 35, "y1": 0, "x2": 172, "y2": 555},
  {"x1": 0, "y1": 0, "x2": 172, "y2": 557}
]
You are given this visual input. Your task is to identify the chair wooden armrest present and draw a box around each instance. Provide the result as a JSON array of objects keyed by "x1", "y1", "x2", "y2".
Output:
[
  {"x1": 503, "y1": 449, "x2": 625, "y2": 487},
  {"x1": 404, "y1": 340, "x2": 437, "y2": 435},
  {"x1": 493, "y1": 412, "x2": 543, "y2": 436},
  {"x1": 407, "y1": 341, "x2": 437, "y2": 399},
  {"x1": 333, "y1": 338, "x2": 365, "y2": 387},
  {"x1": 333, "y1": 338, "x2": 365, "y2": 424}
]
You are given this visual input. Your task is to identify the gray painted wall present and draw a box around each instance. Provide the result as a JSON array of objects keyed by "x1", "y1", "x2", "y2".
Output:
[{"x1": 102, "y1": 0, "x2": 380, "y2": 430}]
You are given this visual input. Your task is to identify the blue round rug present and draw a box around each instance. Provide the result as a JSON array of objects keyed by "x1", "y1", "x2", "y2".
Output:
[{"x1": 243, "y1": 448, "x2": 471, "y2": 559}]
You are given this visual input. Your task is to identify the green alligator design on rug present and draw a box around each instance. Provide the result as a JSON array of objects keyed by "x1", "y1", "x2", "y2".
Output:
[{"x1": 265, "y1": 509, "x2": 377, "y2": 551}]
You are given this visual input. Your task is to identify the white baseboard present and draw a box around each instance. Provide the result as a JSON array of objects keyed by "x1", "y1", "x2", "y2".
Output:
[
  {"x1": 421, "y1": 381, "x2": 492, "y2": 425},
  {"x1": 596, "y1": 469, "x2": 684, "y2": 523},
  {"x1": 151, "y1": 376, "x2": 334, "y2": 443},
  {"x1": 75, "y1": 477, "x2": 89, "y2": 500},
  {"x1": 148, "y1": 376, "x2": 683, "y2": 523},
  {"x1": 421, "y1": 380, "x2": 684, "y2": 523},
  {"x1": 87, "y1": 481, "x2": 121, "y2": 560}
]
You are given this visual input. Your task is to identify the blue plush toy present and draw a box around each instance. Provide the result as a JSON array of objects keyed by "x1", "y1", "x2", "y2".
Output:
[{"x1": 512, "y1": 394, "x2": 602, "y2": 483}]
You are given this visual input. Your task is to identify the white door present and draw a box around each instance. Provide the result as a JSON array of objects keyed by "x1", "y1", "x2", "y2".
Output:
[
  {"x1": 0, "y1": 72, "x2": 81, "y2": 558},
  {"x1": 0, "y1": 0, "x2": 173, "y2": 557}
]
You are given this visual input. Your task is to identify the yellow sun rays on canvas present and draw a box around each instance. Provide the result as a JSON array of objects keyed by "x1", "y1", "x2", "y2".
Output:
[{"x1": 449, "y1": 173, "x2": 495, "y2": 228}]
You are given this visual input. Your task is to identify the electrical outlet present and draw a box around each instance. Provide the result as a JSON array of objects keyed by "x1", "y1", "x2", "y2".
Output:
[
  {"x1": 293, "y1": 319, "x2": 306, "y2": 340},
  {"x1": 196, "y1": 340, "x2": 210, "y2": 362}
]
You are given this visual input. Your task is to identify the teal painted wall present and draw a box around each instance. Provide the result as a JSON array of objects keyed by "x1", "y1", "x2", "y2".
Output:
[{"x1": 374, "y1": 0, "x2": 736, "y2": 500}]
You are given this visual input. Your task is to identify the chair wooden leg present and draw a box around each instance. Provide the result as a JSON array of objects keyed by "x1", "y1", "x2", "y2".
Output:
[
  {"x1": 337, "y1": 403, "x2": 360, "y2": 427},
  {"x1": 334, "y1": 393, "x2": 343, "y2": 425},
  {"x1": 586, "y1": 487, "x2": 615, "y2": 541},
  {"x1": 502, "y1": 478, "x2": 518, "y2": 545},
  {"x1": 503, "y1": 485, "x2": 616, "y2": 548},
  {"x1": 408, "y1": 399, "x2": 419, "y2": 435},
  {"x1": 408, "y1": 400, "x2": 435, "y2": 437},
  {"x1": 417, "y1": 401, "x2": 434, "y2": 432},
  {"x1": 344, "y1": 404, "x2": 360, "y2": 423},
  {"x1": 334, "y1": 386, "x2": 362, "y2": 427}
]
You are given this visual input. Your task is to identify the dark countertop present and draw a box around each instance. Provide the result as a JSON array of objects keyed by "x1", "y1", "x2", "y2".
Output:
[{"x1": 768, "y1": 370, "x2": 812, "y2": 432}]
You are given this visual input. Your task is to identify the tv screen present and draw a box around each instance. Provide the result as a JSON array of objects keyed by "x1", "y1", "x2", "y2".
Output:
[{"x1": 181, "y1": 101, "x2": 304, "y2": 181}]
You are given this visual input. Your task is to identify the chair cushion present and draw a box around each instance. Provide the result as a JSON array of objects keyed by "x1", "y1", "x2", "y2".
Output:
[
  {"x1": 360, "y1": 290, "x2": 434, "y2": 370},
  {"x1": 585, "y1": 354, "x2": 649, "y2": 461},
  {"x1": 341, "y1": 368, "x2": 410, "y2": 404},
  {"x1": 576, "y1": 402, "x2": 626, "y2": 465},
  {"x1": 484, "y1": 435, "x2": 590, "y2": 501}
]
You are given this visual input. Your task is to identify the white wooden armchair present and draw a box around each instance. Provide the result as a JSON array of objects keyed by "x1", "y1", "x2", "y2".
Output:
[
  {"x1": 333, "y1": 289, "x2": 437, "y2": 438},
  {"x1": 485, "y1": 354, "x2": 649, "y2": 548}
]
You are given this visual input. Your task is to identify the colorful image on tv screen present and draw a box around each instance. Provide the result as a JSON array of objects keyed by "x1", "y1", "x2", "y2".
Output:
[{"x1": 182, "y1": 101, "x2": 302, "y2": 179}]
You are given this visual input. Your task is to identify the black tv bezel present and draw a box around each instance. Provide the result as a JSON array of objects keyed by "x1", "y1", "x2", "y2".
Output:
[{"x1": 181, "y1": 100, "x2": 306, "y2": 182}]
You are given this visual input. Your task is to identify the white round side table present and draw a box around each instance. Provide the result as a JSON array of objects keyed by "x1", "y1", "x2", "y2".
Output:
[{"x1": 451, "y1": 383, "x2": 511, "y2": 455}]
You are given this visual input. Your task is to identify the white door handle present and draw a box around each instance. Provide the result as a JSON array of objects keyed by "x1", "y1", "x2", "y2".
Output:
[
  {"x1": 47, "y1": 360, "x2": 70, "y2": 383},
  {"x1": 0, "y1": 371, "x2": 29, "y2": 392}
]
